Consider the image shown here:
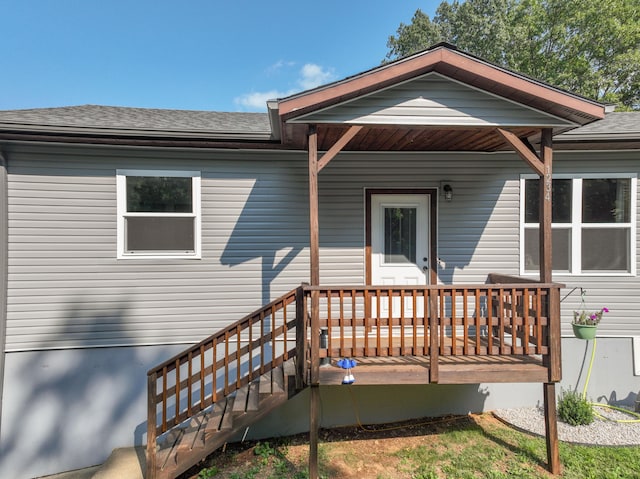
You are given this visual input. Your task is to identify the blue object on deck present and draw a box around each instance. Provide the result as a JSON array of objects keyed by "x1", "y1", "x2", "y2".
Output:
[{"x1": 336, "y1": 358, "x2": 356, "y2": 384}]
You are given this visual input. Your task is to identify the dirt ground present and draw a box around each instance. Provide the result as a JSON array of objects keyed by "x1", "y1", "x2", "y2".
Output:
[{"x1": 179, "y1": 414, "x2": 547, "y2": 479}]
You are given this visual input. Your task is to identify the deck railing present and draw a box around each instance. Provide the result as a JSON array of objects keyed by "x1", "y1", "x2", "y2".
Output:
[
  {"x1": 304, "y1": 274, "x2": 562, "y2": 383},
  {"x1": 146, "y1": 286, "x2": 303, "y2": 477}
]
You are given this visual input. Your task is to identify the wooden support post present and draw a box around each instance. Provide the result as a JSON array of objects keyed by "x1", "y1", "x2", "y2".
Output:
[
  {"x1": 147, "y1": 372, "x2": 158, "y2": 479},
  {"x1": 309, "y1": 125, "x2": 320, "y2": 287},
  {"x1": 309, "y1": 385, "x2": 320, "y2": 479},
  {"x1": 538, "y1": 128, "x2": 561, "y2": 474},
  {"x1": 308, "y1": 125, "x2": 320, "y2": 479},
  {"x1": 544, "y1": 382, "x2": 561, "y2": 475},
  {"x1": 539, "y1": 128, "x2": 553, "y2": 284}
]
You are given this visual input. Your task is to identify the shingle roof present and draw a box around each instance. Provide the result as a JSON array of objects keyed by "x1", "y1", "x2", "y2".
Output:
[
  {"x1": 555, "y1": 112, "x2": 640, "y2": 141},
  {"x1": 0, "y1": 104, "x2": 271, "y2": 139},
  {"x1": 0, "y1": 105, "x2": 639, "y2": 145}
]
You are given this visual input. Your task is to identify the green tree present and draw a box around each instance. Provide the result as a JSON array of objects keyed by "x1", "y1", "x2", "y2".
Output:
[{"x1": 386, "y1": 0, "x2": 640, "y2": 110}]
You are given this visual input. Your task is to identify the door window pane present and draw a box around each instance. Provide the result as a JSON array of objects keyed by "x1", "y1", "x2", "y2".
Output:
[
  {"x1": 384, "y1": 207, "x2": 416, "y2": 263},
  {"x1": 525, "y1": 179, "x2": 572, "y2": 223},
  {"x1": 582, "y1": 228, "x2": 630, "y2": 271},
  {"x1": 524, "y1": 228, "x2": 571, "y2": 272},
  {"x1": 582, "y1": 178, "x2": 630, "y2": 223}
]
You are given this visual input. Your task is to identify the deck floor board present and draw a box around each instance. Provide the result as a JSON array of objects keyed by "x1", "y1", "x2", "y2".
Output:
[{"x1": 318, "y1": 354, "x2": 547, "y2": 385}]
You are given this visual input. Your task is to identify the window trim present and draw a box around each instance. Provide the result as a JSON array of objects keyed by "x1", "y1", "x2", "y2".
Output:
[
  {"x1": 116, "y1": 169, "x2": 202, "y2": 259},
  {"x1": 519, "y1": 173, "x2": 637, "y2": 276}
]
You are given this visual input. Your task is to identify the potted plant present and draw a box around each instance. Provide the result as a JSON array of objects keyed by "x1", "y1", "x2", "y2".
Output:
[{"x1": 572, "y1": 306, "x2": 608, "y2": 340}]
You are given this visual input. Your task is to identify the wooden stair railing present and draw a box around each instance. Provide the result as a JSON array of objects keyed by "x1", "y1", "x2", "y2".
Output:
[{"x1": 147, "y1": 286, "x2": 306, "y2": 479}]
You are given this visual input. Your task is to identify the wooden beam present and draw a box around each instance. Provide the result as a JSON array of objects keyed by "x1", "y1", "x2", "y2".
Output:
[
  {"x1": 308, "y1": 126, "x2": 320, "y2": 286},
  {"x1": 309, "y1": 385, "x2": 320, "y2": 479},
  {"x1": 539, "y1": 128, "x2": 553, "y2": 283},
  {"x1": 147, "y1": 372, "x2": 158, "y2": 479},
  {"x1": 318, "y1": 125, "x2": 363, "y2": 172},
  {"x1": 307, "y1": 126, "x2": 321, "y2": 479},
  {"x1": 543, "y1": 383, "x2": 561, "y2": 474},
  {"x1": 496, "y1": 128, "x2": 545, "y2": 176}
]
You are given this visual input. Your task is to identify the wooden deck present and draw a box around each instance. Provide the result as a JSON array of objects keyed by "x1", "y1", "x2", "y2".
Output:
[{"x1": 146, "y1": 277, "x2": 563, "y2": 479}]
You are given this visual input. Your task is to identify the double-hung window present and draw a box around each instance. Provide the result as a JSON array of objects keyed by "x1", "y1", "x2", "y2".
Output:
[
  {"x1": 117, "y1": 170, "x2": 201, "y2": 258},
  {"x1": 521, "y1": 174, "x2": 636, "y2": 275}
]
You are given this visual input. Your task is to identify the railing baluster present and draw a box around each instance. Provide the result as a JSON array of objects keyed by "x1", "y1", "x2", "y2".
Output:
[
  {"x1": 463, "y1": 289, "x2": 469, "y2": 355},
  {"x1": 200, "y1": 345, "x2": 205, "y2": 407},
  {"x1": 162, "y1": 366, "x2": 168, "y2": 433},
  {"x1": 175, "y1": 358, "x2": 181, "y2": 420},
  {"x1": 351, "y1": 290, "x2": 356, "y2": 357},
  {"x1": 327, "y1": 289, "x2": 332, "y2": 358},
  {"x1": 400, "y1": 289, "x2": 405, "y2": 356},
  {"x1": 272, "y1": 304, "x2": 277, "y2": 367},
  {"x1": 376, "y1": 290, "x2": 381, "y2": 356},
  {"x1": 412, "y1": 289, "x2": 420, "y2": 356},
  {"x1": 236, "y1": 324, "x2": 242, "y2": 388},
  {"x1": 439, "y1": 289, "x2": 445, "y2": 354},
  {"x1": 364, "y1": 289, "x2": 370, "y2": 357},
  {"x1": 283, "y1": 301, "x2": 288, "y2": 360},
  {"x1": 187, "y1": 351, "x2": 193, "y2": 417},
  {"x1": 248, "y1": 315, "x2": 253, "y2": 379},
  {"x1": 378, "y1": 289, "x2": 393, "y2": 356},
  {"x1": 212, "y1": 339, "x2": 217, "y2": 403},
  {"x1": 224, "y1": 332, "x2": 229, "y2": 395},
  {"x1": 339, "y1": 290, "x2": 345, "y2": 354},
  {"x1": 498, "y1": 288, "x2": 505, "y2": 354},
  {"x1": 260, "y1": 311, "x2": 265, "y2": 375},
  {"x1": 511, "y1": 288, "x2": 517, "y2": 353},
  {"x1": 523, "y1": 288, "x2": 530, "y2": 354},
  {"x1": 536, "y1": 288, "x2": 543, "y2": 354},
  {"x1": 475, "y1": 289, "x2": 481, "y2": 354},
  {"x1": 487, "y1": 288, "x2": 494, "y2": 355},
  {"x1": 451, "y1": 289, "x2": 457, "y2": 355}
]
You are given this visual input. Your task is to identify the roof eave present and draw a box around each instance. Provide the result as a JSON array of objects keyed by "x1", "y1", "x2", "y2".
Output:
[
  {"x1": 0, "y1": 123, "x2": 273, "y2": 142},
  {"x1": 276, "y1": 45, "x2": 606, "y2": 127}
]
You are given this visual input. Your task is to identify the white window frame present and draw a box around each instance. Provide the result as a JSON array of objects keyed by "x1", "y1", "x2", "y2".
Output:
[
  {"x1": 116, "y1": 169, "x2": 202, "y2": 259},
  {"x1": 519, "y1": 173, "x2": 637, "y2": 276}
]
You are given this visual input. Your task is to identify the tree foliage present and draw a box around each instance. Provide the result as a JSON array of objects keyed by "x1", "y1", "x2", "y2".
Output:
[{"x1": 386, "y1": 0, "x2": 640, "y2": 109}]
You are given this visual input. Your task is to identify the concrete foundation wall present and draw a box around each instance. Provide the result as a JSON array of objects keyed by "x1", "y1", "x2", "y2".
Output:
[
  {"x1": 560, "y1": 336, "x2": 640, "y2": 408},
  {"x1": 6, "y1": 337, "x2": 639, "y2": 479},
  {"x1": 0, "y1": 345, "x2": 185, "y2": 479}
]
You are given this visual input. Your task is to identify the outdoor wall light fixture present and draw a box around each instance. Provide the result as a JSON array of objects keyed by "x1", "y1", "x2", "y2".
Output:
[{"x1": 443, "y1": 184, "x2": 453, "y2": 201}]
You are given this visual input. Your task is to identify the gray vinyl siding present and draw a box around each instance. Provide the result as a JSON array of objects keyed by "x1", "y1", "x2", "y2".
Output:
[
  {"x1": 4, "y1": 144, "x2": 640, "y2": 351},
  {"x1": 5, "y1": 144, "x2": 310, "y2": 351},
  {"x1": 316, "y1": 150, "x2": 640, "y2": 337},
  {"x1": 293, "y1": 73, "x2": 574, "y2": 127},
  {"x1": 547, "y1": 150, "x2": 640, "y2": 338}
]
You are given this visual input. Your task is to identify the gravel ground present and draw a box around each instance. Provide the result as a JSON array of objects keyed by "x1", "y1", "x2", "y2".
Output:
[{"x1": 494, "y1": 405, "x2": 640, "y2": 446}]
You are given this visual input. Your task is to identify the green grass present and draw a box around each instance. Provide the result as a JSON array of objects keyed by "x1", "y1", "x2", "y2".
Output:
[{"x1": 186, "y1": 415, "x2": 640, "y2": 479}]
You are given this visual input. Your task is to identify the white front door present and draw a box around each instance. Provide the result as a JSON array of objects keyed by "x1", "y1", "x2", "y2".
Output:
[{"x1": 370, "y1": 193, "x2": 430, "y2": 317}]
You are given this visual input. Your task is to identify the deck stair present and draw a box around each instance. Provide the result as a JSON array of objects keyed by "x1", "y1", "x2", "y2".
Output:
[
  {"x1": 147, "y1": 287, "x2": 306, "y2": 479},
  {"x1": 153, "y1": 361, "x2": 298, "y2": 479}
]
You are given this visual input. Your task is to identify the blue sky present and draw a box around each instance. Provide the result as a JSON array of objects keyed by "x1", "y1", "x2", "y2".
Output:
[{"x1": 1, "y1": 1, "x2": 438, "y2": 112}]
